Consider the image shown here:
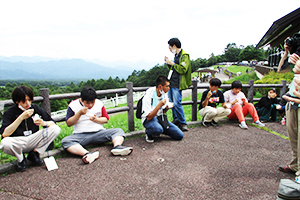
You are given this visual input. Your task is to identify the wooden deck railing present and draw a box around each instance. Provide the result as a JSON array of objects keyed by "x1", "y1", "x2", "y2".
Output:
[{"x1": 0, "y1": 80, "x2": 288, "y2": 132}]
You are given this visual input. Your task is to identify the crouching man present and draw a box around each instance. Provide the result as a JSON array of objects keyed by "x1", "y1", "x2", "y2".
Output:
[
  {"x1": 61, "y1": 86, "x2": 133, "y2": 164},
  {"x1": 142, "y1": 75, "x2": 184, "y2": 142},
  {"x1": 0, "y1": 86, "x2": 61, "y2": 172}
]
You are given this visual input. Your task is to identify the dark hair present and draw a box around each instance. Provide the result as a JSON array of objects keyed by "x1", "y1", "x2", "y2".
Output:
[
  {"x1": 80, "y1": 86, "x2": 97, "y2": 102},
  {"x1": 168, "y1": 38, "x2": 181, "y2": 48},
  {"x1": 12, "y1": 85, "x2": 34, "y2": 104},
  {"x1": 209, "y1": 78, "x2": 221, "y2": 87},
  {"x1": 270, "y1": 88, "x2": 277, "y2": 93},
  {"x1": 156, "y1": 75, "x2": 169, "y2": 87},
  {"x1": 231, "y1": 81, "x2": 242, "y2": 89}
]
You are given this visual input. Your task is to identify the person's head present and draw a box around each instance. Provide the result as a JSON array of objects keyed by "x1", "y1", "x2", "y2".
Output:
[
  {"x1": 268, "y1": 88, "x2": 277, "y2": 98},
  {"x1": 168, "y1": 38, "x2": 181, "y2": 54},
  {"x1": 231, "y1": 80, "x2": 242, "y2": 94},
  {"x1": 80, "y1": 86, "x2": 97, "y2": 109},
  {"x1": 12, "y1": 85, "x2": 34, "y2": 109},
  {"x1": 209, "y1": 78, "x2": 221, "y2": 93},
  {"x1": 156, "y1": 75, "x2": 170, "y2": 95}
]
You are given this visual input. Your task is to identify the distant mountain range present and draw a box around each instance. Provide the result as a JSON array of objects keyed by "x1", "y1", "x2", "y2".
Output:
[{"x1": 0, "y1": 56, "x2": 147, "y2": 80}]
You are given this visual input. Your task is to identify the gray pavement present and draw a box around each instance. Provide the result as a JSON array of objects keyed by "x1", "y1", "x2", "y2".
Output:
[{"x1": 0, "y1": 120, "x2": 293, "y2": 199}]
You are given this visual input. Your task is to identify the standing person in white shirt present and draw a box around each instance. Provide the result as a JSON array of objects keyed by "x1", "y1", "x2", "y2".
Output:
[
  {"x1": 223, "y1": 81, "x2": 265, "y2": 129},
  {"x1": 61, "y1": 87, "x2": 133, "y2": 164}
]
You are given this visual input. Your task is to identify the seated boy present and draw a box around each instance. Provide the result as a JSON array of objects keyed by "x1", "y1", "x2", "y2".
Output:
[
  {"x1": 255, "y1": 88, "x2": 279, "y2": 122},
  {"x1": 61, "y1": 86, "x2": 133, "y2": 164},
  {"x1": 142, "y1": 75, "x2": 184, "y2": 142},
  {"x1": 0, "y1": 86, "x2": 61, "y2": 171},
  {"x1": 199, "y1": 78, "x2": 231, "y2": 126},
  {"x1": 224, "y1": 81, "x2": 265, "y2": 129}
]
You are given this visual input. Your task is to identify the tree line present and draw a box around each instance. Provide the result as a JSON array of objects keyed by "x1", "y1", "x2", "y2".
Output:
[{"x1": 0, "y1": 43, "x2": 268, "y2": 112}]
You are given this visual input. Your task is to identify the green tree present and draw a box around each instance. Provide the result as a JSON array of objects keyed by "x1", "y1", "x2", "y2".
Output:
[{"x1": 224, "y1": 43, "x2": 242, "y2": 62}]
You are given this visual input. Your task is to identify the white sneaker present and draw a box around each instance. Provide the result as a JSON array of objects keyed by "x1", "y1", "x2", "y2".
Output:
[
  {"x1": 82, "y1": 151, "x2": 100, "y2": 164},
  {"x1": 255, "y1": 121, "x2": 265, "y2": 127},
  {"x1": 111, "y1": 145, "x2": 133, "y2": 156},
  {"x1": 239, "y1": 123, "x2": 248, "y2": 129}
]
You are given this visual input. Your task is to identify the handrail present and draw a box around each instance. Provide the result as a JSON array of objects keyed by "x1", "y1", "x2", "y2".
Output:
[{"x1": 0, "y1": 80, "x2": 288, "y2": 132}]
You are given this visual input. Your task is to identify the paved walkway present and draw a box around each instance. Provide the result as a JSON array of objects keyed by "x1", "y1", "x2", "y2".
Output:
[{"x1": 0, "y1": 120, "x2": 293, "y2": 199}]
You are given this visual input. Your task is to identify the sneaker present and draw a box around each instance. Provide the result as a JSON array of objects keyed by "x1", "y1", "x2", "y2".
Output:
[
  {"x1": 172, "y1": 119, "x2": 180, "y2": 126},
  {"x1": 279, "y1": 165, "x2": 296, "y2": 174},
  {"x1": 27, "y1": 150, "x2": 44, "y2": 166},
  {"x1": 82, "y1": 151, "x2": 100, "y2": 164},
  {"x1": 211, "y1": 120, "x2": 218, "y2": 126},
  {"x1": 180, "y1": 124, "x2": 188, "y2": 131},
  {"x1": 111, "y1": 145, "x2": 133, "y2": 156},
  {"x1": 239, "y1": 122, "x2": 248, "y2": 129},
  {"x1": 202, "y1": 120, "x2": 210, "y2": 127},
  {"x1": 16, "y1": 154, "x2": 27, "y2": 172},
  {"x1": 255, "y1": 121, "x2": 265, "y2": 127},
  {"x1": 145, "y1": 134, "x2": 154, "y2": 143}
]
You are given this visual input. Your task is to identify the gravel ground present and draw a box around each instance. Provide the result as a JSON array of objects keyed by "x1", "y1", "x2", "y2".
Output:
[{"x1": 0, "y1": 122, "x2": 293, "y2": 200}]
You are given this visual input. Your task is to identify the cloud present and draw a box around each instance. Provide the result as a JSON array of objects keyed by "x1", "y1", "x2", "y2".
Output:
[{"x1": 0, "y1": 0, "x2": 299, "y2": 67}]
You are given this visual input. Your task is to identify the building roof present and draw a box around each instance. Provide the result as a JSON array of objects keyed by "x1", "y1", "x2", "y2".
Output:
[{"x1": 256, "y1": 7, "x2": 300, "y2": 48}]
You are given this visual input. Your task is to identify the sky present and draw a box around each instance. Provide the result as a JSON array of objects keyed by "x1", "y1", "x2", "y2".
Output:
[{"x1": 0, "y1": 1, "x2": 299, "y2": 69}]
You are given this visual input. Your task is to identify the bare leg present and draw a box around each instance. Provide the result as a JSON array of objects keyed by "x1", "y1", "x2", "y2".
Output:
[{"x1": 66, "y1": 144, "x2": 89, "y2": 156}]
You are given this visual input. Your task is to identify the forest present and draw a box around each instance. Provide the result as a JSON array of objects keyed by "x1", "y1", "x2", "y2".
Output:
[{"x1": 0, "y1": 43, "x2": 269, "y2": 112}]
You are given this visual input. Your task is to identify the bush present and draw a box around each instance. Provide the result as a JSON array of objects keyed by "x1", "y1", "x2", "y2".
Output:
[{"x1": 254, "y1": 71, "x2": 293, "y2": 96}]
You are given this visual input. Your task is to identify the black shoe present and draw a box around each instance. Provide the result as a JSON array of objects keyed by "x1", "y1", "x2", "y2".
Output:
[
  {"x1": 27, "y1": 150, "x2": 44, "y2": 166},
  {"x1": 172, "y1": 119, "x2": 180, "y2": 126},
  {"x1": 146, "y1": 134, "x2": 154, "y2": 143},
  {"x1": 180, "y1": 124, "x2": 188, "y2": 131},
  {"x1": 202, "y1": 120, "x2": 210, "y2": 127},
  {"x1": 211, "y1": 120, "x2": 218, "y2": 126},
  {"x1": 16, "y1": 154, "x2": 27, "y2": 172}
]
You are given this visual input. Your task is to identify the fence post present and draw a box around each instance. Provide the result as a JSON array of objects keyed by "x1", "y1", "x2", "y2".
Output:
[
  {"x1": 126, "y1": 82, "x2": 134, "y2": 132},
  {"x1": 248, "y1": 80, "x2": 254, "y2": 103},
  {"x1": 280, "y1": 80, "x2": 287, "y2": 98},
  {"x1": 192, "y1": 80, "x2": 198, "y2": 121},
  {"x1": 40, "y1": 88, "x2": 51, "y2": 115}
]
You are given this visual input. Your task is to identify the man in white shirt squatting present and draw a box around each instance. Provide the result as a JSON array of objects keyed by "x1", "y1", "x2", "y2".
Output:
[
  {"x1": 61, "y1": 87, "x2": 133, "y2": 164},
  {"x1": 141, "y1": 75, "x2": 184, "y2": 143}
]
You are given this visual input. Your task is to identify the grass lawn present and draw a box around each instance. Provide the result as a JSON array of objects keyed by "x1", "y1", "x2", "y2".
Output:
[{"x1": 227, "y1": 65, "x2": 252, "y2": 74}]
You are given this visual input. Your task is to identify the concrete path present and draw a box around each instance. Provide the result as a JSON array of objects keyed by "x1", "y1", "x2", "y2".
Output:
[{"x1": 0, "y1": 121, "x2": 292, "y2": 199}]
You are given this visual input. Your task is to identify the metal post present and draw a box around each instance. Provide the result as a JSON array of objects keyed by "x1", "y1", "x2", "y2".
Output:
[
  {"x1": 192, "y1": 80, "x2": 198, "y2": 121},
  {"x1": 248, "y1": 80, "x2": 254, "y2": 103},
  {"x1": 126, "y1": 82, "x2": 134, "y2": 132},
  {"x1": 39, "y1": 88, "x2": 51, "y2": 115}
]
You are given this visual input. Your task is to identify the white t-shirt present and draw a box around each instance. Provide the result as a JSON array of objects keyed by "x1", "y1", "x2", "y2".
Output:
[
  {"x1": 223, "y1": 90, "x2": 247, "y2": 107},
  {"x1": 68, "y1": 99, "x2": 105, "y2": 133},
  {"x1": 141, "y1": 87, "x2": 168, "y2": 124}
]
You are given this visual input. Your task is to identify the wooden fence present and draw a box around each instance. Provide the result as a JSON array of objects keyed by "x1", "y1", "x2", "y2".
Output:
[{"x1": 0, "y1": 80, "x2": 288, "y2": 132}]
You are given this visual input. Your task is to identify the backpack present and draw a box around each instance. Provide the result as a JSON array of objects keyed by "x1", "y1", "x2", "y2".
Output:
[
  {"x1": 136, "y1": 96, "x2": 153, "y2": 119},
  {"x1": 277, "y1": 179, "x2": 300, "y2": 199},
  {"x1": 136, "y1": 96, "x2": 144, "y2": 119}
]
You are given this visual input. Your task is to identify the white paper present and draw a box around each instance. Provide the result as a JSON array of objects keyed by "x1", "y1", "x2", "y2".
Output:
[{"x1": 44, "y1": 156, "x2": 58, "y2": 171}]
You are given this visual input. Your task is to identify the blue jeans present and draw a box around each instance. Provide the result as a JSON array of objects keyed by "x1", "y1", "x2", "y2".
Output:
[
  {"x1": 143, "y1": 117, "x2": 184, "y2": 140},
  {"x1": 168, "y1": 87, "x2": 187, "y2": 124}
]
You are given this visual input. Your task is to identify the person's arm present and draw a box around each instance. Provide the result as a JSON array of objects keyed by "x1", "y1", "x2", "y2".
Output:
[
  {"x1": 278, "y1": 38, "x2": 292, "y2": 73},
  {"x1": 66, "y1": 107, "x2": 87, "y2": 127},
  {"x1": 202, "y1": 91, "x2": 212, "y2": 108},
  {"x1": 2, "y1": 109, "x2": 34, "y2": 138},
  {"x1": 89, "y1": 106, "x2": 109, "y2": 124},
  {"x1": 146, "y1": 99, "x2": 167, "y2": 121}
]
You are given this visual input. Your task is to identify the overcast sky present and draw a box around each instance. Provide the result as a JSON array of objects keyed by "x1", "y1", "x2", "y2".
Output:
[{"x1": 0, "y1": 1, "x2": 299, "y2": 68}]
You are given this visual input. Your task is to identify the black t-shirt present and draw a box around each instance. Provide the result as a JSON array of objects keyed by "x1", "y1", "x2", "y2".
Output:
[
  {"x1": 199, "y1": 89, "x2": 225, "y2": 110},
  {"x1": 0, "y1": 104, "x2": 53, "y2": 137},
  {"x1": 169, "y1": 50, "x2": 182, "y2": 89}
]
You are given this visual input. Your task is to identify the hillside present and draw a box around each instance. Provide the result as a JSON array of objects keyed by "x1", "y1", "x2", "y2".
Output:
[{"x1": 0, "y1": 58, "x2": 132, "y2": 80}]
